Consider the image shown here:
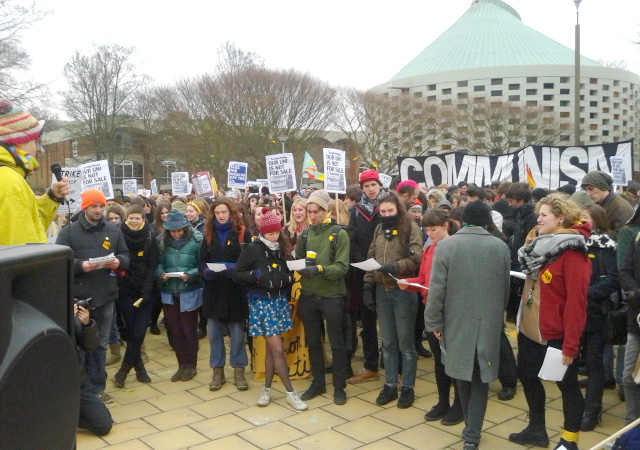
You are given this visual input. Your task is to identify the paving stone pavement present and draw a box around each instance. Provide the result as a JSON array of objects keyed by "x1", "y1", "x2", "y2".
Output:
[{"x1": 77, "y1": 324, "x2": 625, "y2": 449}]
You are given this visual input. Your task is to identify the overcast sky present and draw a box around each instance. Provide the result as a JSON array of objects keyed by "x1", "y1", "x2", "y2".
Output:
[{"x1": 17, "y1": 0, "x2": 640, "y2": 102}]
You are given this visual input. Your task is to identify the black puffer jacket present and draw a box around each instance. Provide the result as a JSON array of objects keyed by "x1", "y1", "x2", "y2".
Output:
[
  {"x1": 585, "y1": 233, "x2": 619, "y2": 332},
  {"x1": 348, "y1": 202, "x2": 380, "y2": 264},
  {"x1": 118, "y1": 223, "x2": 159, "y2": 301},
  {"x1": 508, "y1": 202, "x2": 537, "y2": 269},
  {"x1": 233, "y1": 238, "x2": 293, "y2": 299},
  {"x1": 620, "y1": 234, "x2": 640, "y2": 335}
]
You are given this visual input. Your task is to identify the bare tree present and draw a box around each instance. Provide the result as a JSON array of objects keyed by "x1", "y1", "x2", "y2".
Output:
[
  {"x1": 61, "y1": 44, "x2": 151, "y2": 164},
  {"x1": 0, "y1": 0, "x2": 51, "y2": 106}
]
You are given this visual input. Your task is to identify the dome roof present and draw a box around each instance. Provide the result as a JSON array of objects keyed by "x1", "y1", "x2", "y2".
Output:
[{"x1": 391, "y1": 0, "x2": 600, "y2": 80}]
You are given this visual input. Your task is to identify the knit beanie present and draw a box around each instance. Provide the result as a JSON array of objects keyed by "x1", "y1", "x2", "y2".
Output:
[
  {"x1": 531, "y1": 188, "x2": 549, "y2": 203},
  {"x1": 81, "y1": 189, "x2": 107, "y2": 210},
  {"x1": 171, "y1": 200, "x2": 187, "y2": 215},
  {"x1": 409, "y1": 199, "x2": 423, "y2": 213},
  {"x1": 260, "y1": 209, "x2": 282, "y2": 234},
  {"x1": 581, "y1": 170, "x2": 613, "y2": 191},
  {"x1": 0, "y1": 99, "x2": 44, "y2": 145},
  {"x1": 359, "y1": 169, "x2": 381, "y2": 187},
  {"x1": 462, "y1": 200, "x2": 492, "y2": 227},
  {"x1": 557, "y1": 184, "x2": 576, "y2": 196},
  {"x1": 307, "y1": 189, "x2": 331, "y2": 211}
]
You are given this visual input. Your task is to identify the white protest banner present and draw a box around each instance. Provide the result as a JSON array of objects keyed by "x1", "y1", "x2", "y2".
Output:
[
  {"x1": 266, "y1": 153, "x2": 296, "y2": 194},
  {"x1": 51, "y1": 167, "x2": 82, "y2": 213},
  {"x1": 171, "y1": 172, "x2": 190, "y2": 195},
  {"x1": 81, "y1": 160, "x2": 114, "y2": 200},
  {"x1": 122, "y1": 179, "x2": 137, "y2": 195},
  {"x1": 137, "y1": 189, "x2": 151, "y2": 197},
  {"x1": 192, "y1": 171, "x2": 214, "y2": 197},
  {"x1": 610, "y1": 156, "x2": 628, "y2": 186},
  {"x1": 256, "y1": 179, "x2": 269, "y2": 192},
  {"x1": 227, "y1": 161, "x2": 249, "y2": 189},
  {"x1": 323, "y1": 148, "x2": 346, "y2": 193},
  {"x1": 188, "y1": 182, "x2": 193, "y2": 194},
  {"x1": 150, "y1": 179, "x2": 158, "y2": 195},
  {"x1": 379, "y1": 173, "x2": 393, "y2": 189}
]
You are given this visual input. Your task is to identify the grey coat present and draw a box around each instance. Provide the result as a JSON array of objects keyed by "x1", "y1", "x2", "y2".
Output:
[{"x1": 424, "y1": 227, "x2": 510, "y2": 383}]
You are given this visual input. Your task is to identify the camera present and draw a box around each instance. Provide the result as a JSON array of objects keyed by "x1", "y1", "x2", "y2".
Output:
[{"x1": 73, "y1": 297, "x2": 94, "y2": 310}]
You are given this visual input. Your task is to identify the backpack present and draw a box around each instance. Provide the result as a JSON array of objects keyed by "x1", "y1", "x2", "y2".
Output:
[
  {"x1": 613, "y1": 424, "x2": 640, "y2": 449},
  {"x1": 298, "y1": 224, "x2": 348, "y2": 263}
]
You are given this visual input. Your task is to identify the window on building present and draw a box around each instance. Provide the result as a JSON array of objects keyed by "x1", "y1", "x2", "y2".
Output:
[
  {"x1": 414, "y1": 92, "x2": 422, "y2": 98},
  {"x1": 560, "y1": 111, "x2": 570, "y2": 118},
  {"x1": 590, "y1": 101, "x2": 598, "y2": 107},
  {"x1": 112, "y1": 160, "x2": 144, "y2": 185},
  {"x1": 560, "y1": 77, "x2": 570, "y2": 83},
  {"x1": 614, "y1": 80, "x2": 620, "y2": 86},
  {"x1": 509, "y1": 83, "x2": 520, "y2": 90},
  {"x1": 543, "y1": 106, "x2": 554, "y2": 112},
  {"x1": 603, "y1": 96, "x2": 610, "y2": 102},
  {"x1": 457, "y1": 80, "x2": 468, "y2": 87},
  {"x1": 560, "y1": 89, "x2": 570, "y2": 95},
  {"x1": 526, "y1": 89, "x2": 537, "y2": 95},
  {"x1": 543, "y1": 95, "x2": 554, "y2": 101},
  {"x1": 543, "y1": 83, "x2": 554, "y2": 89},
  {"x1": 508, "y1": 95, "x2": 520, "y2": 101},
  {"x1": 442, "y1": 99, "x2": 452, "y2": 106},
  {"x1": 474, "y1": 85, "x2": 485, "y2": 92},
  {"x1": 526, "y1": 77, "x2": 537, "y2": 83},
  {"x1": 474, "y1": 97, "x2": 485, "y2": 103},
  {"x1": 442, "y1": 88, "x2": 452, "y2": 95},
  {"x1": 427, "y1": 84, "x2": 436, "y2": 91},
  {"x1": 526, "y1": 100, "x2": 538, "y2": 107},
  {"x1": 491, "y1": 78, "x2": 503, "y2": 85},
  {"x1": 560, "y1": 100, "x2": 570, "y2": 107},
  {"x1": 560, "y1": 135, "x2": 570, "y2": 141},
  {"x1": 458, "y1": 92, "x2": 468, "y2": 99},
  {"x1": 491, "y1": 90, "x2": 502, "y2": 96},
  {"x1": 427, "y1": 95, "x2": 436, "y2": 102},
  {"x1": 590, "y1": 90, "x2": 598, "y2": 96},
  {"x1": 590, "y1": 112, "x2": 598, "y2": 119}
]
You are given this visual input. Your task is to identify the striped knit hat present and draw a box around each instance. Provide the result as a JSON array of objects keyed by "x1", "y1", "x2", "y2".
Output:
[{"x1": 0, "y1": 99, "x2": 44, "y2": 145}]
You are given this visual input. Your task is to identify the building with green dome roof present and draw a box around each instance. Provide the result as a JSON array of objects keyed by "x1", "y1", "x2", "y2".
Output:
[{"x1": 373, "y1": 0, "x2": 639, "y2": 159}]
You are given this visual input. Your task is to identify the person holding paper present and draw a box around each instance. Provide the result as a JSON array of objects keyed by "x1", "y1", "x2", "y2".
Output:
[
  {"x1": 398, "y1": 208, "x2": 463, "y2": 425},
  {"x1": 199, "y1": 198, "x2": 252, "y2": 391},
  {"x1": 232, "y1": 209, "x2": 307, "y2": 411},
  {"x1": 296, "y1": 189, "x2": 350, "y2": 405},
  {"x1": 56, "y1": 189, "x2": 129, "y2": 404},
  {"x1": 156, "y1": 210, "x2": 203, "y2": 382},
  {"x1": 363, "y1": 193, "x2": 423, "y2": 409},
  {"x1": 0, "y1": 99, "x2": 69, "y2": 245},
  {"x1": 509, "y1": 194, "x2": 591, "y2": 450},
  {"x1": 112, "y1": 205, "x2": 159, "y2": 389},
  {"x1": 425, "y1": 201, "x2": 510, "y2": 450}
]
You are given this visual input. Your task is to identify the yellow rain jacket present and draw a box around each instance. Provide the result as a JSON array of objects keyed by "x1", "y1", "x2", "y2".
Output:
[{"x1": 0, "y1": 146, "x2": 59, "y2": 245}]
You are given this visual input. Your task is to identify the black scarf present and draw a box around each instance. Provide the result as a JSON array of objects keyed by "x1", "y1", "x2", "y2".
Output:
[{"x1": 121, "y1": 222, "x2": 150, "y2": 252}]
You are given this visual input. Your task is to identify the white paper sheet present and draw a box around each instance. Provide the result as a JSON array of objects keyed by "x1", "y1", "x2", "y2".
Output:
[
  {"x1": 538, "y1": 346, "x2": 568, "y2": 381},
  {"x1": 510, "y1": 271, "x2": 526, "y2": 280},
  {"x1": 390, "y1": 274, "x2": 428, "y2": 290},
  {"x1": 350, "y1": 258, "x2": 382, "y2": 271},
  {"x1": 207, "y1": 263, "x2": 227, "y2": 272},
  {"x1": 166, "y1": 272, "x2": 186, "y2": 278},
  {"x1": 286, "y1": 259, "x2": 306, "y2": 271},
  {"x1": 88, "y1": 253, "x2": 115, "y2": 268}
]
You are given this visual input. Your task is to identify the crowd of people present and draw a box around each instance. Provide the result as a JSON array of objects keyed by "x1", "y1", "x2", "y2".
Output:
[{"x1": 3, "y1": 99, "x2": 640, "y2": 449}]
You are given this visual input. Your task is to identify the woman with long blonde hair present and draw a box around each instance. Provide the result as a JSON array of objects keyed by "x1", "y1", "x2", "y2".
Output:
[{"x1": 286, "y1": 198, "x2": 308, "y2": 244}]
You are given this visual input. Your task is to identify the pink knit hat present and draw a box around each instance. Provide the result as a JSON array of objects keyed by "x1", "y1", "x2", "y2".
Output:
[{"x1": 260, "y1": 209, "x2": 282, "y2": 234}]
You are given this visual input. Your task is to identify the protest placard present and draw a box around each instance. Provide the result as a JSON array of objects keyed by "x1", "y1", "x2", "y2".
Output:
[
  {"x1": 379, "y1": 173, "x2": 393, "y2": 189},
  {"x1": 610, "y1": 156, "x2": 628, "y2": 186},
  {"x1": 266, "y1": 153, "x2": 296, "y2": 194},
  {"x1": 51, "y1": 167, "x2": 82, "y2": 213},
  {"x1": 122, "y1": 179, "x2": 137, "y2": 195},
  {"x1": 137, "y1": 189, "x2": 150, "y2": 197},
  {"x1": 81, "y1": 160, "x2": 114, "y2": 200},
  {"x1": 150, "y1": 179, "x2": 158, "y2": 195},
  {"x1": 323, "y1": 148, "x2": 346, "y2": 193},
  {"x1": 227, "y1": 161, "x2": 248, "y2": 189},
  {"x1": 171, "y1": 172, "x2": 190, "y2": 195},
  {"x1": 192, "y1": 171, "x2": 214, "y2": 197}
]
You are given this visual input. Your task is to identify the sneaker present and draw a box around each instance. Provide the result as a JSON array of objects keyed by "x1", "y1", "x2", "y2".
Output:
[
  {"x1": 376, "y1": 384, "x2": 398, "y2": 406},
  {"x1": 287, "y1": 391, "x2": 308, "y2": 411},
  {"x1": 333, "y1": 387, "x2": 347, "y2": 405},
  {"x1": 347, "y1": 368, "x2": 379, "y2": 384},
  {"x1": 397, "y1": 387, "x2": 415, "y2": 409},
  {"x1": 554, "y1": 438, "x2": 578, "y2": 450},
  {"x1": 508, "y1": 424, "x2": 549, "y2": 447},
  {"x1": 425, "y1": 402, "x2": 449, "y2": 421},
  {"x1": 300, "y1": 383, "x2": 326, "y2": 401},
  {"x1": 257, "y1": 387, "x2": 271, "y2": 407},
  {"x1": 97, "y1": 391, "x2": 114, "y2": 404}
]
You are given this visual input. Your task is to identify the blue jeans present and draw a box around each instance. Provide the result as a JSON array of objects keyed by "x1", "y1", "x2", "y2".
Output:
[
  {"x1": 85, "y1": 302, "x2": 114, "y2": 393},
  {"x1": 108, "y1": 303, "x2": 119, "y2": 345},
  {"x1": 376, "y1": 288, "x2": 417, "y2": 388},
  {"x1": 79, "y1": 383, "x2": 113, "y2": 436},
  {"x1": 208, "y1": 318, "x2": 248, "y2": 368}
]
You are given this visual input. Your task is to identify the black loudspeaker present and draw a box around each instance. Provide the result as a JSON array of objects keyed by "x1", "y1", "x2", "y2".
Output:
[{"x1": 0, "y1": 244, "x2": 79, "y2": 450}]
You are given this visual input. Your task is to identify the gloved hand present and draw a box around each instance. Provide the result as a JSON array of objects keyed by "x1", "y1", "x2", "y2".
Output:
[
  {"x1": 202, "y1": 268, "x2": 216, "y2": 281},
  {"x1": 378, "y1": 263, "x2": 399, "y2": 276},
  {"x1": 225, "y1": 263, "x2": 237, "y2": 271},
  {"x1": 222, "y1": 262, "x2": 236, "y2": 278},
  {"x1": 253, "y1": 269, "x2": 263, "y2": 284},
  {"x1": 299, "y1": 265, "x2": 322, "y2": 278},
  {"x1": 362, "y1": 282, "x2": 376, "y2": 312}
]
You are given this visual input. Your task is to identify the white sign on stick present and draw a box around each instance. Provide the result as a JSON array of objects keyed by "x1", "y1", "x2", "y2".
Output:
[
  {"x1": 51, "y1": 167, "x2": 82, "y2": 213},
  {"x1": 192, "y1": 172, "x2": 214, "y2": 197},
  {"x1": 265, "y1": 153, "x2": 296, "y2": 194},
  {"x1": 323, "y1": 148, "x2": 346, "y2": 194},
  {"x1": 150, "y1": 179, "x2": 158, "y2": 195},
  {"x1": 227, "y1": 161, "x2": 249, "y2": 189},
  {"x1": 610, "y1": 156, "x2": 628, "y2": 186},
  {"x1": 81, "y1": 160, "x2": 114, "y2": 200},
  {"x1": 122, "y1": 179, "x2": 137, "y2": 195},
  {"x1": 379, "y1": 173, "x2": 393, "y2": 189},
  {"x1": 171, "y1": 172, "x2": 190, "y2": 195}
]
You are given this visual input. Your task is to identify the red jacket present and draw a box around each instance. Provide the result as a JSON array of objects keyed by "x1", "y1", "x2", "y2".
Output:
[
  {"x1": 405, "y1": 241, "x2": 437, "y2": 304},
  {"x1": 536, "y1": 223, "x2": 591, "y2": 358}
]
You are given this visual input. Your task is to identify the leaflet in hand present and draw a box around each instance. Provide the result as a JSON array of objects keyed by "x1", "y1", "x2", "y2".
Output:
[
  {"x1": 538, "y1": 346, "x2": 568, "y2": 381},
  {"x1": 350, "y1": 258, "x2": 381, "y2": 271},
  {"x1": 510, "y1": 271, "x2": 526, "y2": 280},
  {"x1": 286, "y1": 259, "x2": 306, "y2": 271},
  {"x1": 166, "y1": 272, "x2": 186, "y2": 278},
  {"x1": 390, "y1": 274, "x2": 428, "y2": 290},
  {"x1": 88, "y1": 253, "x2": 115, "y2": 268},
  {"x1": 207, "y1": 263, "x2": 227, "y2": 272}
]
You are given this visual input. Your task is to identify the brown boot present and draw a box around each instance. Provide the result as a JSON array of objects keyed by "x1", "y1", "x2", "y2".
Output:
[
  {"x1": 234, "y1": 367, "x2": 248, "y2": 391},
  {"x1": 209, "y1": 367, "x2": 226, "y2": 391},
  {"x1": 106, "y1": 343, "x2": 121, "y2": 366},
  {"x1": 347, "y1": 369, "x2": 379, "y2": 384}
]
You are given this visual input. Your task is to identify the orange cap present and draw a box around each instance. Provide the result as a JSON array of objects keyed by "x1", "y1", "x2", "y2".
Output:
[{"x1": 81, "y1": 189, "x2": 106, "y2": 209}]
